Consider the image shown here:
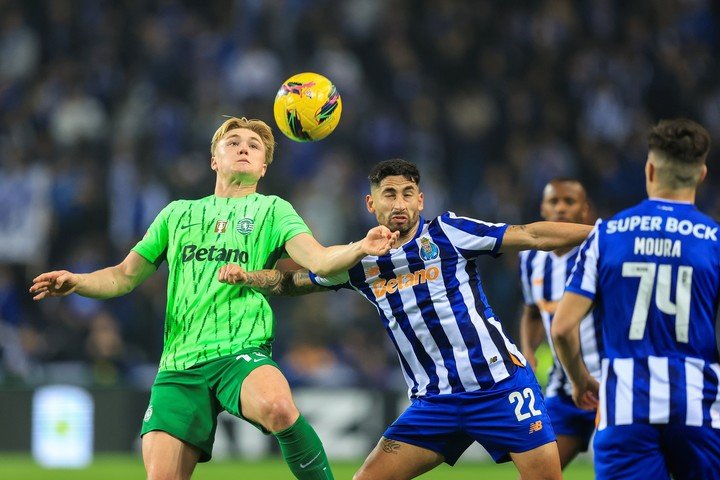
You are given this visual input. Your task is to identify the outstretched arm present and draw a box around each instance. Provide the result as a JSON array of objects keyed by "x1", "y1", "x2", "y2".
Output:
[
  {"x1": 30, "y1": 251, "x2": 156, "y2": 300},
  {"x1": 218, "y1": 265, "x2": 327, "y2": 296},
  {"x1": 551, "y1": 291, "x2": 599, "y2": 410},
  {"x1": 499, "y1": 222, "x2": 591, "y2": 253},
  {"x1": 284, "y1": 227, "x2": 399, "y2": 277}
]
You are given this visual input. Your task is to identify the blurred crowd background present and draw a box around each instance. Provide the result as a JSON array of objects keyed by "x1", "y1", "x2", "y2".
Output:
[{"x1": 0, "y1": 0, "x2": 718, "y2": 392}]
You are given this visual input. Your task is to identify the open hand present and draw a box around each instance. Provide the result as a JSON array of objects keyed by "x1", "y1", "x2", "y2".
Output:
[
  {"x1": 361, "y1": 226, "x2": 400, "y2": 256},
  {"x1": 29, "y1": 270, "x2": 80, "y2": 301},
  {"x1": 218, "y1": 264, "x2": 249, "y2": 284}
]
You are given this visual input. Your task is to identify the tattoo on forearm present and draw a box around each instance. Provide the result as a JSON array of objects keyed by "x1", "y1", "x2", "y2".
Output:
[
  {"x1": 247, "y1": 270, "x2": 283, "y2": 290},
  {"x1": 380, "y1": 438, "x2": 401, "y2": 454}
]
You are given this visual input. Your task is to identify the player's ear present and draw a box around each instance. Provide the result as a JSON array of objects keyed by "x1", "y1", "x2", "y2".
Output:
[
  {"x1": 417, "y1": 191, "x2": 424, "y2": 212},
  {"x1": 210, "y1": 156, "x2": 217, "y2": 172},
  {"x1": 366, "y1": 194, "x2": 375, "y2": 213},
  {"x1": 646, "y1": 161, "x2": 654, "y2": 182},
  {"x1": 698, "y1": 164, "x2": 708, "y2": 184},
  {"x1": 261, "y1": 163, "x2": 268, "y2": 178}
]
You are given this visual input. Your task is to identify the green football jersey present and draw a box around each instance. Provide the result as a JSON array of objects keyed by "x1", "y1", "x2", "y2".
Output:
[{"x1": 132, "y1": 194, "x2": 311, "y2": 371}]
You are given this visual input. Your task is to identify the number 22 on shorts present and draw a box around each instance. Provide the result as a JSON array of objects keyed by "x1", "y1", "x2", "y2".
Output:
[{"x1": 508, "y1": 387, "x2": 543, "y2": 421}]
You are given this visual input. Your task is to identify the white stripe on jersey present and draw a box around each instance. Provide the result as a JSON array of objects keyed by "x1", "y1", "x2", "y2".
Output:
[
  {"x1": 580, "y1": 225, "x2": 600, "y2": 294},
  {"x1": 710, "y1": 363, "x2": 720, "y2": 428},
  {"x1": 378, "y1": 294, "x2": 430, "y2": 396},
  {"x1": 422, "y1": 253, "x2": 482, "y2": 391},
  {"x1": 487, "y1": 316, "x2": 527, "y2": 367},
  {"x1": 599, "y1": 359, "x2": 609, "y2": 430},
  {"x1": 441, "y1": 215, "x2": 501, "y2": 252},
  {"x1": 614, "y1": 358, "x2": 634, "y2": 425},
  {"x1": 394, "y1": 248, "x2": 452, "y2": 394},
  {"x1": 685, "y1": 357, "x2": 705, "y2": 427},
  {"x1": 449, "y1": 247, "x2": 511, "y2": 384},
  {"x1": 648, "y1": 356, "x2": 670, "y2": 423}
]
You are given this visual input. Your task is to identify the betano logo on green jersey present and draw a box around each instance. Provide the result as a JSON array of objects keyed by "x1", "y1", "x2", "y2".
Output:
[{"x1": 181, "y1": 244, "x2": 249, "y2": 263}]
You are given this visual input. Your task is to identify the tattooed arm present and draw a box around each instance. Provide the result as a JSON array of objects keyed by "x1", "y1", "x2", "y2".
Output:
[
  {"x1": 217, "y1": 264, "x2": 327, "y2": 296},
  {"x1": 499, "y1": 222, "x2": 592, "y2": 253}
]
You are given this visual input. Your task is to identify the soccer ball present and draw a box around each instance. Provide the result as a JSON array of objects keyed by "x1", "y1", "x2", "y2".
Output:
[{"x1": 273, "y1": 72, "x2": 342, "y2": 142}]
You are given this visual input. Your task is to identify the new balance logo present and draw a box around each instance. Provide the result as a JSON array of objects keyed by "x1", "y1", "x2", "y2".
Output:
[
  {"x1": 529, "y1": 420, "x2": 543, "y2": 433},
  {"x1": 300, "y1": 451, "x2": 322, "y2": 469}
]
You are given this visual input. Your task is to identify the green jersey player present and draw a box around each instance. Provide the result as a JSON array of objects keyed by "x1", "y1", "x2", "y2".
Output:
[{"x1": 29, "y1": 116, "x2": 399, "y2": 480}]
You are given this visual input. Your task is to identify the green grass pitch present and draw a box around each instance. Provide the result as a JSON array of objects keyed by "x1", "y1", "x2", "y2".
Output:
[{"x1": 0, "y1": 454, "x2": 595, "y2": 479}]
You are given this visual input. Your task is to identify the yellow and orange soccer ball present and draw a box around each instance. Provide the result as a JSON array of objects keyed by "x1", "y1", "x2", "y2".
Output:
[{"x1": 273, "y1": 72, "x2": 342, "y2": 142}]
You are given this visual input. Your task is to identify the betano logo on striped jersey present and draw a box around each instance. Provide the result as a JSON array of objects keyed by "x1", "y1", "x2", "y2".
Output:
[{"x1": 371, "y1": 266, "x2": 440, "y2": 298}]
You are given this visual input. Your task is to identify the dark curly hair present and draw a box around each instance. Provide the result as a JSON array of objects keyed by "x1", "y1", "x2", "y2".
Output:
[
  {"x1": 368, "y1": 159, "x2": 420, "y2": 187},
  {"x1": 648, "y1": 118, "x2": 711, "y2": 165}
]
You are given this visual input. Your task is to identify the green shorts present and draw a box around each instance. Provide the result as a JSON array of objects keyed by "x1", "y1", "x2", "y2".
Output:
[{"x1": 140, "y1": 347, "x2": 278, "y2": 462}]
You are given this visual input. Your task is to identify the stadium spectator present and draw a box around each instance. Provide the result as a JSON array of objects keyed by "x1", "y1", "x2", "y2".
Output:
[{"x1": 0, "y1": 0, "x2": 716, "y2": 393}]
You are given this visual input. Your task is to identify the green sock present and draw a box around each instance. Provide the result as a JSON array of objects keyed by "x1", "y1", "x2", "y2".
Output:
[{"x1": 274, "y1": 415, "x2": 334, "y2": 480}]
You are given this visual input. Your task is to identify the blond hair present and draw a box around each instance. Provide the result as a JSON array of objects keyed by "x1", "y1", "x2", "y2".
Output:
[{"x1": 210, "y1": 117, "x2": 276, "y2": 165}]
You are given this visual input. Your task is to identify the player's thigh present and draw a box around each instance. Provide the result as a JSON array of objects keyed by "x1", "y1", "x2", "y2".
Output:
[
  {"x1": 555, "y1": 434, "x2": 585, "y2": 469},
  {"x1": 663, "y1": 424, "x2": 720, "y2": 480},
  {"x1": 465, "y1": 367, "x2": 557, "y2": 465},
  {"x1": 142, "y1": 430, "x2": 200, "y2": 480},
  {"x1": 544, "y1": 395, "x2": 596, "y2": 468},
  {"x1": 238, "y1": 363, "x2": 299, "y2": 428},
  {"x1": 354, "y1": 437, "x2": 444, "y2": 480},
  {"x1": 208, "y1": 349, "x2": 294, "y2": 432},
  {"x1": 510, "y1": 441, "x2": 561, "y2": 480},
  {"x1": 142, "y1": 369, "x2": 218, "y2": 462},
  {"x1": 594, "y1": 424, "x2": 670, "y2": 480}
]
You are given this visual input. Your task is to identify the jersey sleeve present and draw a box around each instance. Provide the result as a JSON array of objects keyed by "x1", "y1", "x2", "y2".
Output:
[
  {"x1": 565, "y1": 219, "x2": 602, "y2": 300},
  {"x1": 308, "y1": 270, "x2": 352, "y2": 291},
  {"x1": 273, "y1": 198, "x2": 312, "y2": 245},
  {"x1": 518, "y1": 250, "x2": 535, "y2": 306},
  {"x1": 439, "y1": 212, "x2": 508, "y2": 258},
  {"x1": 132, "y1": 202, "x2": 172, "y2": 267}
]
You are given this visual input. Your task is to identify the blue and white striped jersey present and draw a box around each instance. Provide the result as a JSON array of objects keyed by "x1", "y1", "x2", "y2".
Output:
[
  {"x1": 519, "y1": 248, "x2": 602, "y2": 398},
  {"x1": 310, "y1": 212, "x2": 527, "y2": 399},
  {"x1": 567, "y1": 199, "x2": 720, "y2": 430}
]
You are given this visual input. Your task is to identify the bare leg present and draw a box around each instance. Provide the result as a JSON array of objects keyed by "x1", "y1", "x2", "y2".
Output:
[
  {"x1": 353, "y1": 437, "x2": 445, "y2": 480},
  {"x1": 556, "y1": 434, "x2": 584, "y2": 469},
  {"x1": 241, "y1": 365, "x2": 332, "y2": 479},
  {"x1": 511, "y1": 442, "x2": 562, "y2": 480},
  {"x1": 142, "y1": 430, "x2": 201, "y2": 480},
  {"x1": 240, "y1": 364, "x2": 299, "y2": 431}
]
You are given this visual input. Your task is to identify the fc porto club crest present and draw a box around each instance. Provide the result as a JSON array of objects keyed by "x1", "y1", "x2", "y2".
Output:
[
  {"x1": 419, "y1": 237, "x2": 439, "y2": 261},
  {"x1": 236, "y1": 218, "x2": 254, "y2": 235}
]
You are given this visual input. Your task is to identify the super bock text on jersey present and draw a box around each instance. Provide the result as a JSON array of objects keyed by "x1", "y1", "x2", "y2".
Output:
[{"x1": 567, "y1": 199, "x2": 720, "y2": 430}]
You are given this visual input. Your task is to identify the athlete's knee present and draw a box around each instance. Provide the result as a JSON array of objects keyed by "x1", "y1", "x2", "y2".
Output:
[
  {"x1": 145, "y1": 463, "x2": 187, "y2": 480},
  {"x1": 258, "y1": 396, "x2": 299, "y2": 432}
]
